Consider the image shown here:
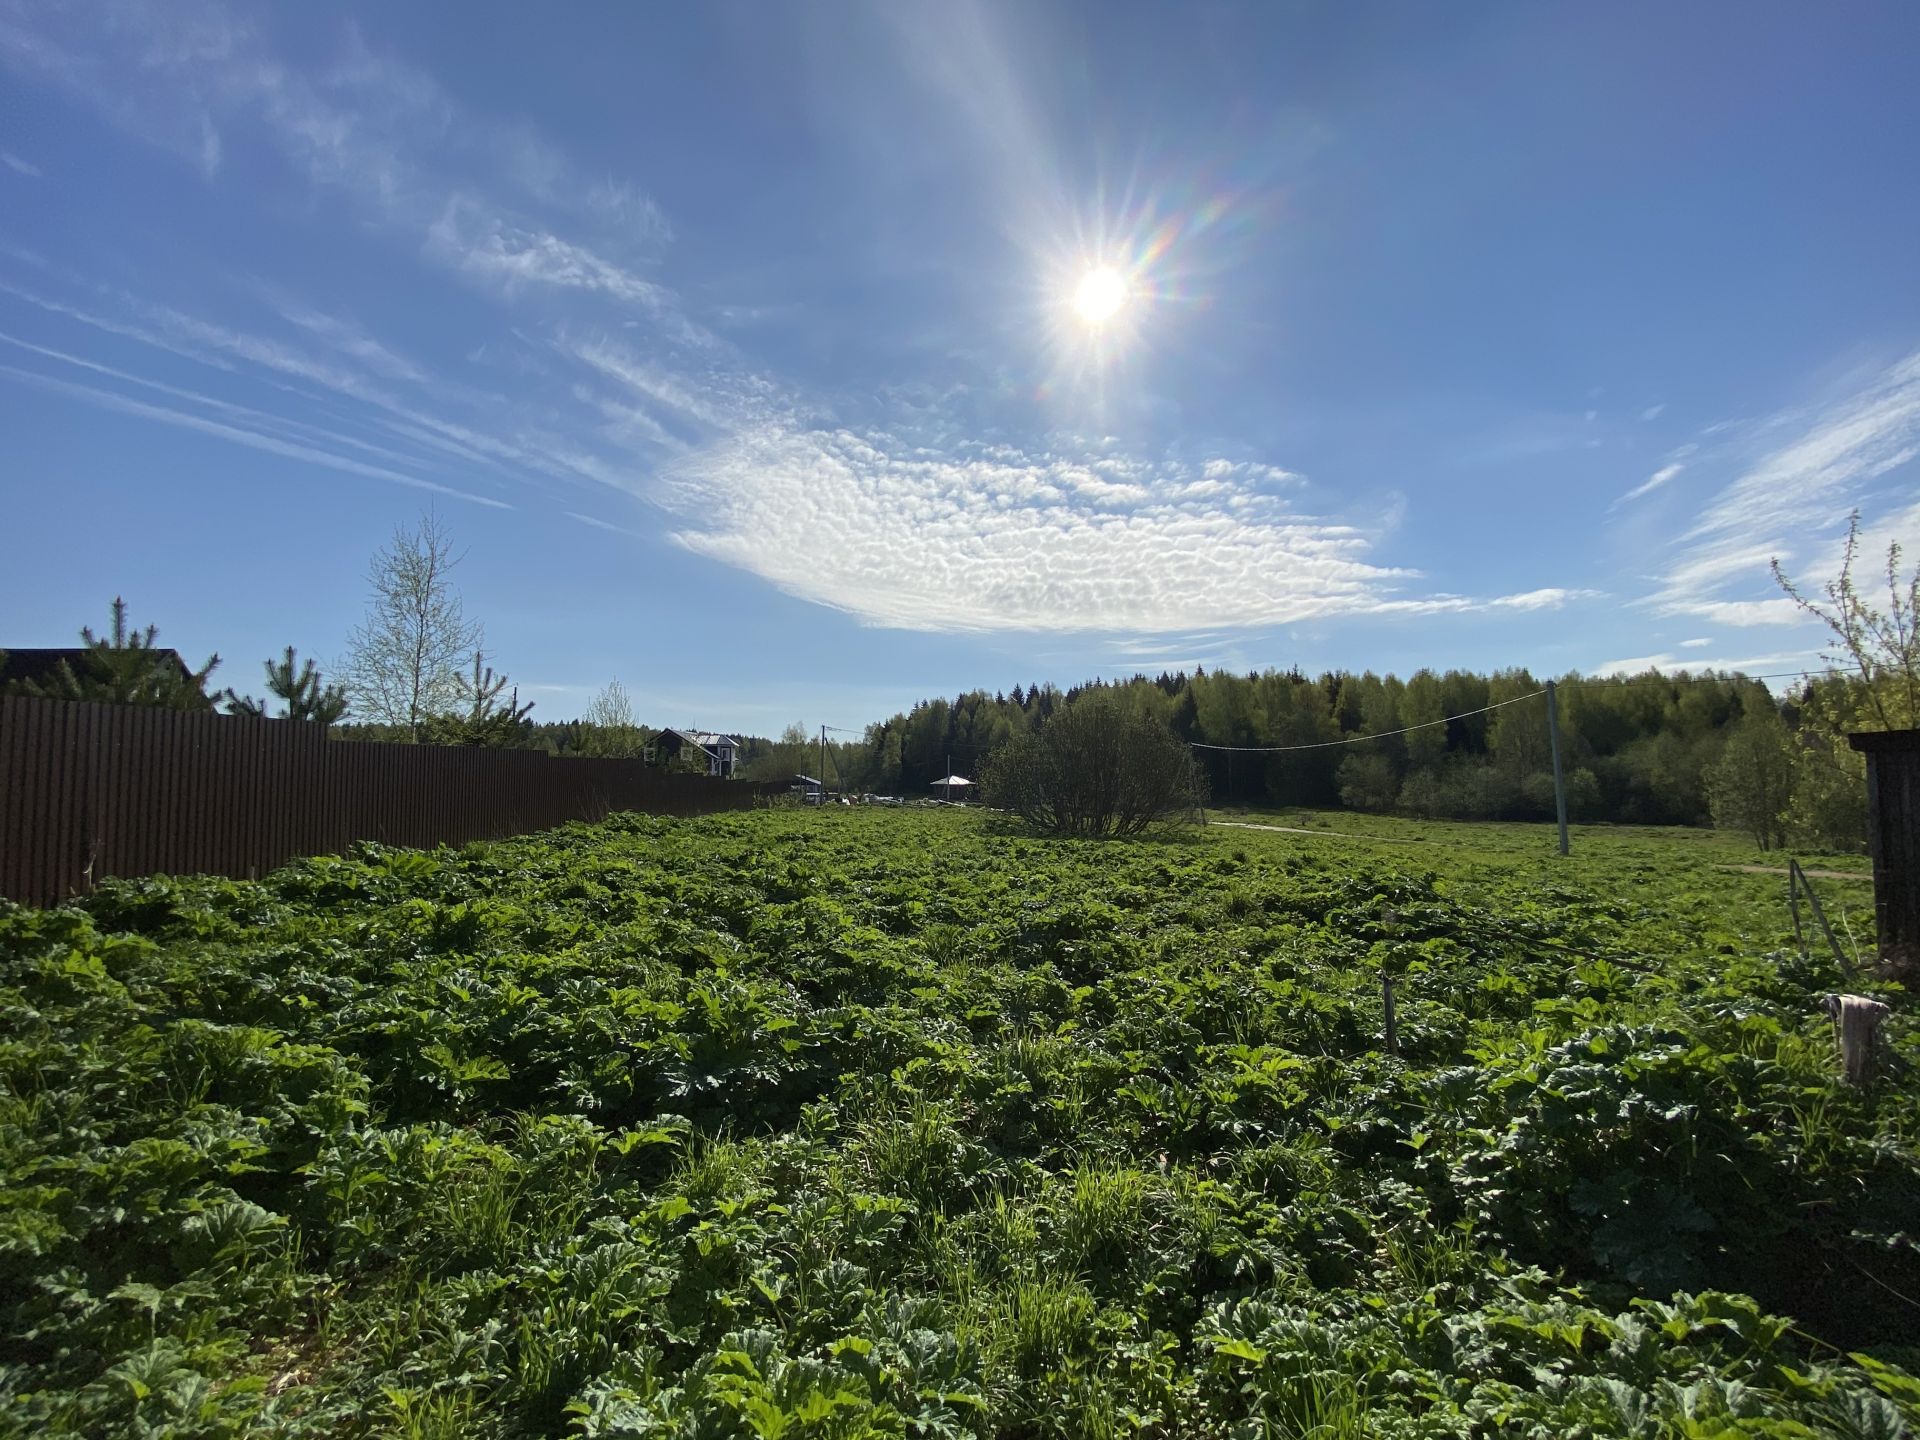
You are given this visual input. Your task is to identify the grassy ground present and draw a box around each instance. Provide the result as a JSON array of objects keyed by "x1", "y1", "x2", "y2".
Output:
[
  {"x1": 1212, "y1": 804, "x2": 1873, "y2": 872},
  {"x1": 1213, "y1": 806, "x2": 1880, "y2": 965},
  {"x1": 2, "y1": 808, "x2": 1913, "y2": 1437}
]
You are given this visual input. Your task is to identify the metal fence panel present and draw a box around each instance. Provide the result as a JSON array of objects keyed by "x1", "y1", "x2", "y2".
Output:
[{"x1": 0, "y1": 696, "x2": 783, "y2": 907}]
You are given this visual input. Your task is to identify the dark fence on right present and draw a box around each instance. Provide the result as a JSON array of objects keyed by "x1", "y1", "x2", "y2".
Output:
[
  {"x1": 1849, "y1": 728, "x2": 1920, "y2": 976},
  {"x1": 0, "y1": 695, "x2": 785, "y2": 908}
]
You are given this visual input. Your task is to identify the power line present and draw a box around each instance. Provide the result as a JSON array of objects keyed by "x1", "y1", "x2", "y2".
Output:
[{"x1": 1189, "y1": 689, "x2": 1547, "y2": 754}]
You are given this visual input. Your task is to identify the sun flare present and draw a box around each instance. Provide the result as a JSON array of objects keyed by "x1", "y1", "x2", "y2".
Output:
[{"x1": 1072, "y1": 266, "x2": 1129, "y2": 325}]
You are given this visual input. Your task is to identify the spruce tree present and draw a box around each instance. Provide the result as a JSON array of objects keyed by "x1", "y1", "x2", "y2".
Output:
[
  {"x1": 224, "y1": 647, "x2": 348, "y2": 724},
  {"x1": 419, "y1": 651, "x2": 535, "y2": 746},
  {"x1": 4, "y1": 598, "x2": 219, "y2": 710}
]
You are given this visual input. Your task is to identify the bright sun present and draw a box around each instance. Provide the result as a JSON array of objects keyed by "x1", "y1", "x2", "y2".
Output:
[{"x1": 1072, "y1": 266, "x2": 1129, "y2": 325}]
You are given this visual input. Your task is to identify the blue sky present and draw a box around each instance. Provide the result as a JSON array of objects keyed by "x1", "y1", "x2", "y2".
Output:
[{"x1": 2, "y1": 2, "x2": 1917, "y2": 735}]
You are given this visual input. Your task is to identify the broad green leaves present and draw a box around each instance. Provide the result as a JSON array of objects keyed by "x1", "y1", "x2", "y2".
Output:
[{"x1": 0, "y1": 809, "x2": 1913, "y2": 1437}]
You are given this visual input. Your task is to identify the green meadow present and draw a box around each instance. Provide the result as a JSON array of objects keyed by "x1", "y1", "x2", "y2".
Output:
[{"x1": 3, "y1": 808, "x2": 1913, "y2": 1438}]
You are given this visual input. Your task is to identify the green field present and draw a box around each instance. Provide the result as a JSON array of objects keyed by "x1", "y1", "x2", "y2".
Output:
[{"x1": 3, "y1": 809, "x2": 1914, "y2": 1438}]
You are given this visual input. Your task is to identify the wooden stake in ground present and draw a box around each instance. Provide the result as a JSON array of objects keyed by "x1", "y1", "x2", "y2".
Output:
[{"x1": 1822, "y1": 993, "x2": 1892, "y2": 1085}]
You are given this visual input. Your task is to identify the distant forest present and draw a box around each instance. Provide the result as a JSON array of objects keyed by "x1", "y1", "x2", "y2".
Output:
[
  {"x1": 496, "y1": 666, "x2": 1843, "y2": 835},
  {"x1": 824, "y1": 668, "x2": 1796, "y2": 828}
]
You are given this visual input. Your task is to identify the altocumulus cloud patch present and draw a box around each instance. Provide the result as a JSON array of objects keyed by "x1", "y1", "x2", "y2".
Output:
[{"x1": 659, "y1": 425, "x2": 1472, "y2": 633}]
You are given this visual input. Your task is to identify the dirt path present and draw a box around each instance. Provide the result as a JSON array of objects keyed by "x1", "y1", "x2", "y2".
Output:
[{"x1": 1719, "y1": 863, "x2": 1865, "y2": 882}]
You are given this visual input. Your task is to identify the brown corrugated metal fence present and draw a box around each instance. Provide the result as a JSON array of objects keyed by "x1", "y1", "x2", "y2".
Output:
[{"x1": 0, "y1": 696, "x2": 787, "y2": 907}]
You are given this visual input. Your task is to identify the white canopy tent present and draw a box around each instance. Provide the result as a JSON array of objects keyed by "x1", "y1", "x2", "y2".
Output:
[{"x1": 930, "y1": 775, "x2": 973, "y2": 801}]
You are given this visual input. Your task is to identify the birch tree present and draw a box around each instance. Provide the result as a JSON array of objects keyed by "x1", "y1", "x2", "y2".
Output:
[
  {"x1": 580, "y1": 678, "x2": 648, "y2": 757},
  {"x1": 341, "y1": 512, "x2": 481, "y2": 738}
]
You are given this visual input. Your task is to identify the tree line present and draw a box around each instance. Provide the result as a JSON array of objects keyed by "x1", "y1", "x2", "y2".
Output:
[
  {"x1": 7, "y1": 511, "x2": 1910, "y2": 847},
  {"x1": 833, "y1": 516, "x2": 1915, "y2": 851},
  {"x1": 834, "y1": 667, "x2": 1759, "y2": 822}
]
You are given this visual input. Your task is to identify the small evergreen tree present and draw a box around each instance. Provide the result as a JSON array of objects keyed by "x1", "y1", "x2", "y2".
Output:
[
  {"x1": 224, "y1": 647, "x2": 348, "y2": 724},
  {"x1": 3, "y1": 598, "x2": 219, "y2": 710},
  {"x1": 419, "y1": 651, "x2": 535, "y2": 747}
]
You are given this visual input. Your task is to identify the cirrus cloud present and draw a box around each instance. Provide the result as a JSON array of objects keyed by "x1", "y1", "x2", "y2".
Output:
[{"x1": 1643, "y1": 350, "x2": 1920, "y2": 626}]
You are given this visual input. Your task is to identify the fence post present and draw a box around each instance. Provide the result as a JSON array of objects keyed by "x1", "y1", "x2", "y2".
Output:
[
  {"x1": 1822, "y1": 993, "x2": 1891, "y2": 1085},
  {"x1": 1545, "y1": 680, "x2": 1569, "y2": 857},
  {"x1": 1790, "y1": 859, "x2": 1857, "y2": 981}
]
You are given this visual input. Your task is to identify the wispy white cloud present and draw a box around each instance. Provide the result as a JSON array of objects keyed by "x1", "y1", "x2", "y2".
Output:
[
  {"x1": 1679, "y1": 637, "x2": 1712, "y2": 649},
  {"x1": 1619, "y1": 461, "x2": 1684, "y2": 504},
  {"x1": 0, "y1": 277, "x2": 235, "y2": 371},
  {"x1": 254, "y1": 286, "x2": 427, "y2": 382},
  {"x1": 583, "y1": 176, "x2": 672, "y2": 244},
  {"x1": 1487, "y1": 587, "x2": 1600, "y2": 610},
  {"x1": 0, "y1": 5, "x2": 231, "y2": 176},
  {"x1": 1592, "y1": 650, "x2": 1812, "y2": 678},
  {"x1": 1643, "y1": 350, "x2": 1920, "y2": 626},
  {"x1": 0, "y1": 1, "x2": 690, "y2": 339},
  {"x1": 0, "y1": 268, "x2": 635, "y2": 490},
  {"x1": 1105, "y1": 632, "x2": 1231, "y2": 660},
  {"x1": 426, "y1": 199, "x2": 700, "y2": 343},
  {"x1": 0, "y1": 150, "x2": 39, "y2": 177},
  {"x1": 574, "y1": 387, "x2": 688, "y2": 453},
  {"x1": 564, "y1": 511, "x2": 652, "y2": 538},
  {"x1": 1641, "y1": 403, "x2": 1666, "y2": 421},
  {"x1": 554, "y1": 332, "x2": 773, "y2": 433},
  {"x1": 1358, "y1": 587, "x2": 1596, "y2": 617},
  {"x1": 0, "y1": 327, "x2": 439, "y2": 472},
  {"x1": 1673, "y1": 598, "x2": 1803, "y2": 628},
  {"x1": 0, "y1": 362, "x2": 508, "y2": 507}
]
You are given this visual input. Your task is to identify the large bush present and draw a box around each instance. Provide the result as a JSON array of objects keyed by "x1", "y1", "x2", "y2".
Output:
[{"x1": 980, "y1": 693, "x2": 1205, "y2": 837}]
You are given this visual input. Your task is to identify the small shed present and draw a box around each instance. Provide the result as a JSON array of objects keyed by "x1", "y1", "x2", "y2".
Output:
[
  {"x1": 930, "y1": 774, "x2": 973, "y2": 802},
  {"x1": 791, "y1": 774, "x2": 824, "y2": 802},
  {"x1": 1848, "y1": 728, "x2": 1920, "y2": 978}
]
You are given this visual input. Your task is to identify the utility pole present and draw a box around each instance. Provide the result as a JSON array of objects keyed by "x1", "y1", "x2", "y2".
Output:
[
  {"x1": 1545, "y1": 680, "x2": 1569, "y2": 856},
  {"x1": 945, "y1": 752, "x2": 952, "y2": 802},
  {"x1": 819, "y1": 725, "x2": 827, "y2": 802}
]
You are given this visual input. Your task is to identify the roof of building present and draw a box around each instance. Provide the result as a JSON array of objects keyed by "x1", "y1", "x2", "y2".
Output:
[
  {"x1": 0, "y1": 646, "x2": 196, "y2": 688},
  {"x1": 654, "y1": 727, "x2": 710, "y2": 750}
]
